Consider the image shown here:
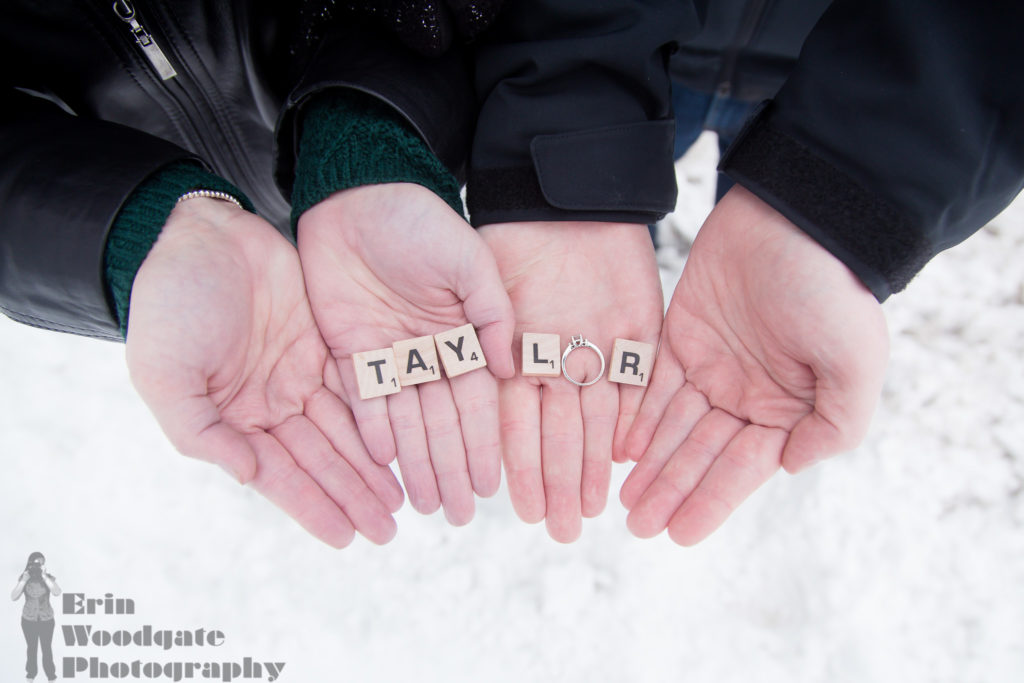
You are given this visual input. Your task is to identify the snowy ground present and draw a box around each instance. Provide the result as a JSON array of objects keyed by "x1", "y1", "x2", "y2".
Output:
[{"x1": 3, "y1": 133, "x2": 1023, "y2": 682}]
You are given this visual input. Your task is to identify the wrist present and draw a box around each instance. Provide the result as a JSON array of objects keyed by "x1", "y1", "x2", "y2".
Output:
[
  {"x1": 176, "y1": 189, "x2": 245, "y2": 211},
  {"x1": 290, "y1": 89, "x2": 464, "y2": 234},
  {"x1": 103, "y1": 162, "x2": 254, "y2": 338}
]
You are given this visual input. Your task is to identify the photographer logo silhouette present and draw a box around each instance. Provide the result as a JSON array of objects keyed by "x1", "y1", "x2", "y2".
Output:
[{"x1": 12, "y1": 551, "x2": 60, "y2": 682}]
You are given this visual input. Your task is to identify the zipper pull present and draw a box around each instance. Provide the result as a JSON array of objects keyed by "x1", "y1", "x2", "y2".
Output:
[{"x1": 112, "y1": 0, "x2": 177, "y2": 81}]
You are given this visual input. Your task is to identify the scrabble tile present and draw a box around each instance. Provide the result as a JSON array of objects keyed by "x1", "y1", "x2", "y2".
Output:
[
  {"x1": 434, "y1": 324, "x2": 487, "y2": 378},
  {"x1": 521, "y1": 333, "x2": 561, "y2": 377},
  {"x1": 393, "y1": 335, "x2": 442, "y2": 386},
  {"x1": 352, "y1": 347, "x2": 402, "y2": 399},
  {"x1": 607, "y1": 338, "x2": 654, "y2": 387}
]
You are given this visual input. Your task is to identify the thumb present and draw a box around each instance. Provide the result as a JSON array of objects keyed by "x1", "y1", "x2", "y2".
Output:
[
  {"x1": 781, "y1": 378, "x2": 880, "y2": 475},
  {"x1": 781, "y1": 410, "x2": 855, "y2": 474},
  {"x1": 178, "y1": 418, "x2": 260, "y2": 484},
  {"x1": 130, "y1": 362, "x2": 258, "y2": 483},
  {"x1": 454, "y1": 249, "x2": 516, "y2": 379}
]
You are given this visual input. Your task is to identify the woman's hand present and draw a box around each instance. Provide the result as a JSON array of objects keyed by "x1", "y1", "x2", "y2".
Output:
[
  {"x1": 479, "y1": 221, "x2": 664, "y2": 542},
  {"x1": 127, "y1": 197, "x2": 403, "y2": 548},
  {"x1": 297, "y1": 184, "x2": 515, "y2": 525}
]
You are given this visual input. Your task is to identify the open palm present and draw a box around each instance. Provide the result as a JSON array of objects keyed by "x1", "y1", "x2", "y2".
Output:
[
  {"x1": 297, "y1": 184, "x2": 515, "y2": 525},
  {"x1": 481, "y1": 221, "x2": 663, "y2": 542},
  {"x1": 127, "y1": 198, "x2": 402, "y2": 548},
  {"x1": 621, "y1": 186, "x2": 889, "y2": 545}
]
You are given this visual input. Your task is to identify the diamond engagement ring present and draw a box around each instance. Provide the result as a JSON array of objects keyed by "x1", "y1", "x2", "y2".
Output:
[{"x1": 561, "y1": 335, "x2": 605, "y2": 387}]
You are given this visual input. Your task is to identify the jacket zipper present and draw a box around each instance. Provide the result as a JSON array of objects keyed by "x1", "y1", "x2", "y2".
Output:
[{"x1": 112, "y1": 0, "x2": 177, "y2": 81}]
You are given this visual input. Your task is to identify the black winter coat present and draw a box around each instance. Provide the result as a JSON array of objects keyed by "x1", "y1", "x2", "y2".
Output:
[
  {"x1": 0, "y1": 0, "x2": 476, "y2": 339},
  {"x1": 466, "y1": 0, "x2": 1024, "y2": 299}
]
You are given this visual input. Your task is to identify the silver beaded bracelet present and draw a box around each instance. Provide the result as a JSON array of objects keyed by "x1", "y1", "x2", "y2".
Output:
[{"x1": 176, "y1": 189, "x2": 244, "y2": 210}]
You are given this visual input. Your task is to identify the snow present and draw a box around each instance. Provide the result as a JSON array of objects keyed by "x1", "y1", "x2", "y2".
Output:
[{"x1": 3, "y1": 132, "x2": 1023, "y2": 682}]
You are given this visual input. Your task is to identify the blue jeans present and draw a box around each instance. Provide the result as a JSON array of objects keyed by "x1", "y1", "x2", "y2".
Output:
[
  {"x1": 649, "y1": 84, "x2": 759, "y2": 245},
  {"x1": 671, "y1": 83, "x2": 760, "y2": 202}
]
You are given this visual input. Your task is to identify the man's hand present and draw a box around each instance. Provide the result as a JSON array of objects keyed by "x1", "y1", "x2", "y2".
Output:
[
  {"x1": 127, "y1": 198, "x2": 404, "y2": 548},
  {"x1": 480, "y1": 222, "x2": 664, "y2": 542},
  {"x1": 621, "y1": 186, "x2": 889, "y2": 545},
  {"x1": 297, "y1": 184, "x2": 515, "y2": 526}
]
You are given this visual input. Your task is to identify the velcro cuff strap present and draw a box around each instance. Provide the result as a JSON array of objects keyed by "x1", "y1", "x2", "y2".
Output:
[
  {"x1": 720, "y1": 104, "x2": 927, "y2": 301},
  {"x1": 530, "y1": 120, "x2": 677, "y2": 214}
]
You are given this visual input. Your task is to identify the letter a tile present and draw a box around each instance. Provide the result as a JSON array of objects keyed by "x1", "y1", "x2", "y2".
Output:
[
  {"x1": 521, "y1": 333, "x2": 561, "y2": 377},
  {"x1": 434, "y1": 324, "x2": 487, "y2": 378},
  {"x1": 393, "y1": 336, "x2": 442, "y2": 387},
  {"x1": 352, "y1": 348, "x2": 402, "y2": 399},
  {"x1": 608, "y1": 338, "x2": 654, "y2": 387}
]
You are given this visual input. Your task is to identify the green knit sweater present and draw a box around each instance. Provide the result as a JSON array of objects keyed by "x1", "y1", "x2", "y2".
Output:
[{"x1": 103, "y1": 88, "x2": 463, "y2": 337}]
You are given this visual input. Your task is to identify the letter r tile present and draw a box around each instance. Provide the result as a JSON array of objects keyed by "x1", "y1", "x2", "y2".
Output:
[
  {"x1": 393, "y1": 336, "x2": 442, "y2": 386},
  {"x1": 352, "y1": 348, "x2": 402, "y2": 399},
  {"x1": 608, "y1": 338, "x2": 654, "y2": 386},
  {"x1": 521, "y1": 333, "x2": 561, "y2": 377},
  {"x1": 434, "y1": 324, "x2": 487, "y2": 378}
]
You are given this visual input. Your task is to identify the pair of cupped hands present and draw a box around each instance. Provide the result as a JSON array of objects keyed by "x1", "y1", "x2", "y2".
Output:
[{"x1": 127, "y1": 183, "x2": 888, "y2": 548}]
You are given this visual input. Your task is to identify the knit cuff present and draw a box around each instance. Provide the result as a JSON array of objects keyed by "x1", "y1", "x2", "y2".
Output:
[
  {"x1": 103, "y1": 162, "x2": 254, "y2": 337},
  {"x1": 290, "y1": 88, "x2": 464, "y2": 234}
]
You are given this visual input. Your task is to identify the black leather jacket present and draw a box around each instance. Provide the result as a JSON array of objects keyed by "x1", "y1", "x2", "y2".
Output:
[{"x1": 0, "y1": 0, "x2": 475, "y2": 340}]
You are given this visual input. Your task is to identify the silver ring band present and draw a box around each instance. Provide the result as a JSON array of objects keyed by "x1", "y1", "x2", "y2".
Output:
[{"x1": 561, "y1": 335, "x2": 605, "y2": 387}]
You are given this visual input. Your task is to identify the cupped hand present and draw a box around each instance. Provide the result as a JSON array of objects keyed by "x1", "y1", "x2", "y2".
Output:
[
  {"x1": 480, "y1": 221, "x2": 664, "y2": 542},
  {"x1": 127, "y1": 197, "x2": 403, "y2": 548},
  {"x1": 621, "y1": 185, "x2": 889, "y2": 545},
  {"x1": 296, "y1": 184, "x2": 515, "y2": 525}
]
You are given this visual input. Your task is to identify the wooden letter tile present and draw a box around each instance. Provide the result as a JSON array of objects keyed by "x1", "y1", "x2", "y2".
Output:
[
  {"x1": 393, "y1": 335, "x2": 441, "y2": 387},
  {"x1": 607, "y1": 338, "x2": 654, "y2": 387},
  {"x1": 521, "y1": 333, "x2": 561, "y2": 377},
  {"x1": 434, "y1": 324, "x2": 487, "y2": 378},
  {"x1": 352, "y1": 347, "x2": 402, "y2": 399}
]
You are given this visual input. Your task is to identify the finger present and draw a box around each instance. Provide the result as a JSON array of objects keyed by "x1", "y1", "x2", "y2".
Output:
[
  {"x1": 245, "y1": 431, "x2": 357, "y2": 549},
  {"x1": 612, "y1": 384, "x2": 646, "y2": 464},
  {"x1": 129, "y1": 365, "x2": 258, "y2": 483},
  {"x1": 784, "y1": 300, "x2": 888, "y2": 472},
  {"x1": 782, "y1": 363, "x2": 886, "y2": 474},
  {"x1": 580, "y1": 380, "x2": 618, "y2": 517},
  {"x1": 611, "y1": 334, "x2": 662, "y2": 464},
  {"x1": 417, "y1": 379, "x2": 475, "y2": 526},
  {"x1": 619, "y1": 384, "x2": 710, "y2": 510},
  {"x1": 272, "y1": 415, "x2": 398, "y2": 545},
  {"x1": 449, "y1": 367, "x2": 502, "y2": 497},
  {"x1": 622, "y1": 347, "x2": 686, "y2": 462},
  {"x1": 386, "y1": 387, "x2": 441, "y2": 514},
  {"x1": 338, "y1": 358, "x2": 397, "y2": 466},
  {"x1": 183, "y1": 420, "x2": 259, "y2": 484},
  {"x1": 305, "y1": 388, "x2": 404, "y2": 513},
  {"x1": 541, "y1": 381, "x2": 585, "y2": 543},
  {"x1": 498, "y1": 377, "x2": 544, "y2": 523},
  {"x1": 782, "y1": 411, "x2": 853, "y2": 475},
  {"x1": 454, "y1": 248, "x2": 516, "y2": 379},
  {"x1": 667, "y1": 424, "x2": 786, "y2": 546},
  {"x1": 625, "y1": 408, "x2": 743, "y2": 539}
]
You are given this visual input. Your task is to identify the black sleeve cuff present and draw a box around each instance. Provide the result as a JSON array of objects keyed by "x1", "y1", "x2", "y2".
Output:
[
  {"x1": 719, "y1": 102, "x2": 930, "y2": 301},
  {"x1": 275, "y1": 19, "x2": 474, "y2": 200},
  {"x1": 467, "y1": 120, "x2": 678, "y2": 227}
]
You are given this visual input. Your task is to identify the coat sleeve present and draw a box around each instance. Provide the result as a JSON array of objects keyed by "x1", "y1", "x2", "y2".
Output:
[
  {"x1": 466, "y1": 0, "x2": 700, "y2": 226},
  {"x1": 0, "y1": 89, "x2": 200, "y2": 339},
  {"x1": 274, "y1": 18, "x2": 477, "y2": 199},
  {"x1": 719, "y1": 0, "x2": 1024, "y2": 300}
]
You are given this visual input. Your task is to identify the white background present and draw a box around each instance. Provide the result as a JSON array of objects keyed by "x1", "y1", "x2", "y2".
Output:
[{"x1": 3, "y1": 134, "x2": 1023, "y2": 682}]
